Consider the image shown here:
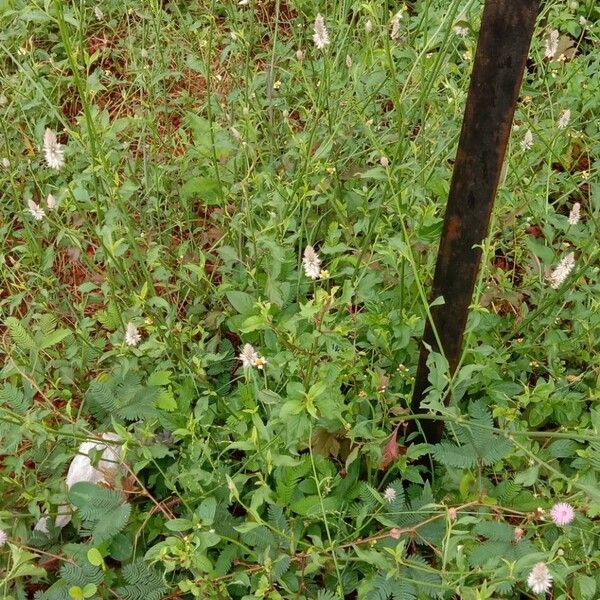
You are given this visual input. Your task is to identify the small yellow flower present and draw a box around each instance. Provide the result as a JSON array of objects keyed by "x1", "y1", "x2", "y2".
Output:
[
  {"x1": 319, "y1": 269, "x2": 330, "y2": 278},
  {"x1": 326, "y1": 166, "x2": 336, "y2": 175},
  {"x1": 358, "y1": 390, "x2": 367, "y2": 398},
  {"x1": 255, "y1": 357, "x2": 267, "y2": 369},
  {"x1": 273, "y1": 80, "x2": 282, "y2": 90},
  {"x1": 581, "y1": 170, "x2": 590, "y2": 180}
]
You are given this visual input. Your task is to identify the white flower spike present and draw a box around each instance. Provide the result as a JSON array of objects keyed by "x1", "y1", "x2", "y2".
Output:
[
  {"x1": 125, "y1": 322, "x2": 142, "y2": 347},
  {"x1": 313, "y1": 14, "x2": 330, "y2": 51},
  {"x1": 303, "y1": 245, "x2": 322, "y2": 279},
  {"x1": 46, "y1": 193, "x2": 58, "y2": 210},
  {"x1": 568, "y1": 202, "x2": 580, "y2": 225},
  {"x1": 521, "y1": 129, "x2": 534, "y2": 151},
  {"x1": 27, "y1": 199, "x2": 45, "y2": 221},
  {"x1": 43, "y1": 128, "x2": 65, "y2": 170},
  {"x1": 238, "y1": 343, "x2": 266, "y2": 369},
  {"x1": 544, "y1": 30, "x2": 559, "y2": 60},
  {"x1": 548, "y1": 252, "x2": 575, "y2": 289},
  {"x1": 557, "y1": 109, "x2": 571, "y2": 130},
  {"x1": 390, "y1": 11, "x2": 403, "y2": 40}
]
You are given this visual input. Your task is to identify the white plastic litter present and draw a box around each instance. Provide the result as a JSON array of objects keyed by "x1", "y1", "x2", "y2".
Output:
[{"x1": 34, "y1": 432, "x2": 122, "y2": 532}]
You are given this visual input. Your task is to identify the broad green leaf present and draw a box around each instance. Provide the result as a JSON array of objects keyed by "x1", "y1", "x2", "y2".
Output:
[
  {"x1": 148, "y1": 370, "x2": 172, "y2": 386},
  {"x1": 226, "y1": 291, "x2": 255, "y2": 314}
]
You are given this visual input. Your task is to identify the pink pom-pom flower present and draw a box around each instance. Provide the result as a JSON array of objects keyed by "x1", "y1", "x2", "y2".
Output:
[{"x1": 550, "y1": 502, "x2": 575, "y2": 526}]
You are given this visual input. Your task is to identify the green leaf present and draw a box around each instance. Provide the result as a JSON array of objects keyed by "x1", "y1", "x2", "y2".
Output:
[
  {"x1": 181, "y1": 176, "x2": 221, "y2": 205},
  {"x1": 432, "y1": 442, "x2": 477, "y2": 469},
  {"x1": 239, "y1": 314, "x2": 269, "y2": 333},
  {"x1": 69, "y1": 586, "x2": 84, "y2": 600},
  {"x1": 148, "y1": 370, "x2": 172, "y2": 386},
  {"x1": 226, "y1": 291, "x2": 255, "y2": 314},
  {"x1": 156, "y1": 389, "x2": 177, "y2": 411},
  {"x1": 165, "y1": 518, "x2": 193, "y2": 532},
  {"x1": 197, "y1": 497, "x2": 217, "y2": 525},
  {"x1": 82, "y1": 583, "x2": 97, "y2": 598},
  {"x1": 290, "y1": 495, "x2": 340, "y2": 516},
  {"x1": 574, "y1": 573, "x2": 596, "y2": 599},
  {"x1": 474, "y1": 521, "x2": 514, "y2": 542},
  {"x1": 92, "y1": 503, "x2": 131, "y2": 543},
  {"x1": 13, "y1": 562, "x2": 47, "y2": 578},
  {"x1": 40, "y1": 328, "x2": 71, "y2": 348},
  {"x1": 86, "y1": 548, "x2": 103, "y2": 567}
]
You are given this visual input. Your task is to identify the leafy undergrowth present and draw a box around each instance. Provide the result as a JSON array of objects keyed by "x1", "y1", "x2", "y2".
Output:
[{"x1": 0, "y1": 0, "x2": 599, "y2": 599}]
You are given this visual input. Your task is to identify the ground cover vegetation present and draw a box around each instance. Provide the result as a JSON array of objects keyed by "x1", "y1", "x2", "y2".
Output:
[{"x1": 0, "y1": 0, "x2": 599, "y2": 598}]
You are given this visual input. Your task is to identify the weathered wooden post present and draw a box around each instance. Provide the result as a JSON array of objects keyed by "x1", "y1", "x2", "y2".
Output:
[{"x1": 407, "y1": 0, "x2": 539, "y2": 445}]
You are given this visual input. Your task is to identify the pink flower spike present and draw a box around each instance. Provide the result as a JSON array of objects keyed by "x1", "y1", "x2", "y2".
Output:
[{"x1": 550, "y1": 502, "x2": 575, "y2": 526}]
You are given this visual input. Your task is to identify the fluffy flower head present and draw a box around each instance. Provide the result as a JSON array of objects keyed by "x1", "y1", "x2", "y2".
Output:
[
  {"x1": 548, "y1": 252, "x2": 575, "y2": 289},
  {"x1": 27, "y1": 199, "x2": 45, "y2": 221},
  {"x1": 313, "y1": 14, "x2": 330, "y2": 50},
  {"x1": 365, "y1": 19, "x2": 373, "y2": 34},
  {"x1": 550, "y1": 502, "x2": 575, "y2": 526},
  {"x1": 0, "y1": 530, "x2": 7, "y2": 547},
  {"x1": 125, "y1": 322, "x2": 141, "y2": 347},
  {"x1": 527, "y1": 562, "x2": 553, "y2": 594},
  {"x1": 303, "y1": 245, "x2": 322, "y2": 279},
  {"x1": 453, "y1": 25, "x2": 469, "y2": 38},
  {"x1": 43, "y1": 128, "x2": 65, "y2": 170},
  {"x1": 383, "y1": 486, "x2": 396, "y2": 503}
]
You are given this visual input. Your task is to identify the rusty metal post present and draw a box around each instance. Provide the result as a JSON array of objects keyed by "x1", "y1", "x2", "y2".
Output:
[{"x1": 408, "y1": 0, "x2": 539, "y2": 445}]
